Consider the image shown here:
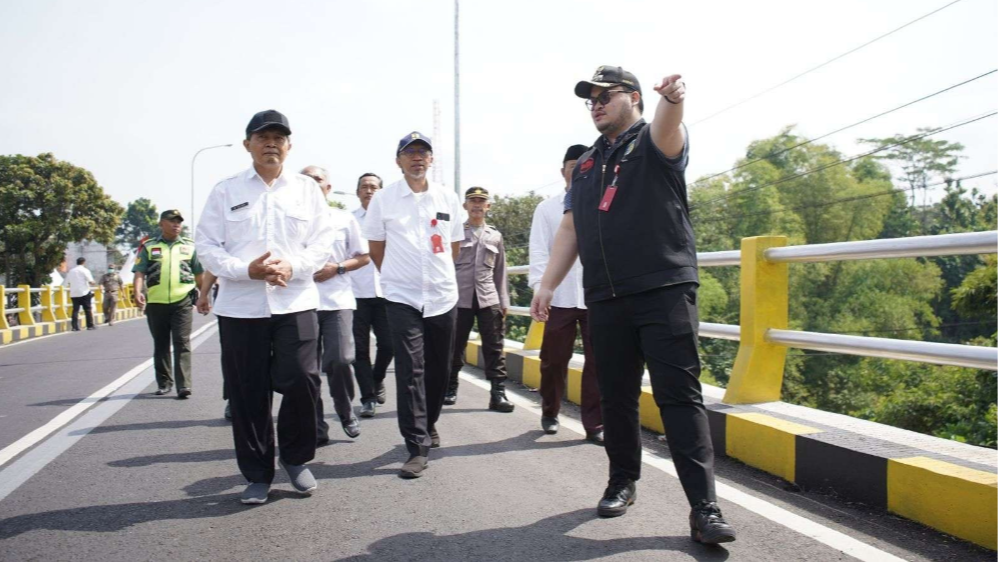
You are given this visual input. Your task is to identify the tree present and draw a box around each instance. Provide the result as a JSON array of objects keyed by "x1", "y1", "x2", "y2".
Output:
[
  {"x1": 859, "y1": 130, "x2": 964, "y2": 234},
  {"x1": 0, "y1": 153, "x2": 122, "y2": 286},
  {"x1": 116, "y1": 198, "x2": 159, "y2": 248}
]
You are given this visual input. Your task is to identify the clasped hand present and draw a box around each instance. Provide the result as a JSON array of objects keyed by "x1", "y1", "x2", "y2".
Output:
[{"x1": 248, "y1": 251, "x2": 293, "y2": 287}]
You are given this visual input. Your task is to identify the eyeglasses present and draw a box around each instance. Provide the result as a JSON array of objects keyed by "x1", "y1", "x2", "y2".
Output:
[
  {"x1": 584, "y1": 89, "x2": 631, "y2": 111},
  {"x1": 399, "y1": 147, "x2": 431, "y2": 158}
]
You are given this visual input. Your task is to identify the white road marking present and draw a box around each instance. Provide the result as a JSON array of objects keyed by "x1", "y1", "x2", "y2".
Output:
[
  {"x1": 459, "y1": 372, "x2": 904, "y2": 562},
  {"x1": 0, "y1": 321, "x2": 218, "y2": 469}
]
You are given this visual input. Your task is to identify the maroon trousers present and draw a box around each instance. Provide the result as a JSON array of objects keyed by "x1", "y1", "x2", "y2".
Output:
[{"x1": 539, "y1": 306, "x2": 602, "y2": 432}]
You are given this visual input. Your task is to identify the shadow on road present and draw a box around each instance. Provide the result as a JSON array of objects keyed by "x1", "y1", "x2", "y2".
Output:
[{"x1": 336, "y1": 508, "x2": 730, "y2": 561}]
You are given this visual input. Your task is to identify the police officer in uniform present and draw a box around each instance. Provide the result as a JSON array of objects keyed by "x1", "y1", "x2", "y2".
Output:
[
  {"x1": 446, "y1": 187, "x2": 514, "y2": 412},
  {"x1": 531, "y1": 66, "x2": 737, "y2": 544},
  {"x1": 133, "y1": 209, "x2": 204, "y2": 398},
  {"x1": 99, "y1": 265, "x2": 124, "y2": 325}
]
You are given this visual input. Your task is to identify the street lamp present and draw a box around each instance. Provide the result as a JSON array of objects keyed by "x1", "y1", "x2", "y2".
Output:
[{"x1": 191, "y1": 143, "x2": 233, "y2": 229}]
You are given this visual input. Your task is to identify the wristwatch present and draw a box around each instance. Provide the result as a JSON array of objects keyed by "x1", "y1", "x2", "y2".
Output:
[{"x1": 336, "y1": 263, "x2": 346, "y2": 275}]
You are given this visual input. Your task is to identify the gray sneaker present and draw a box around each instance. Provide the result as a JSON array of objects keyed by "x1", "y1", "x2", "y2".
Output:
[
  {"x1": 280, "y1": 459, "x2": 317, "y2": 495},
  {"x1": 360, "y1": 400, "x2": 376, "y2": 418},
  {"x1": 240, "y1": 482, "x2": 270, "y2": 505}
]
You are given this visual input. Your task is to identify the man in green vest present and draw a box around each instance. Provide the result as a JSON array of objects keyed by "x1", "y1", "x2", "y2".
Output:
[{"x1": 133, "y1": 209, "x2": 205, "y2": 398}]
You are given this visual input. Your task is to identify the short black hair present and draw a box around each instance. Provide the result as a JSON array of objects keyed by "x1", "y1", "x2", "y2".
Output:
[
  {"x1": 357, "y1": 173, "x2": 383, "y2": 189},
  {"x1": 76, "y1": 257, "x2": 86, "y2": 265}
]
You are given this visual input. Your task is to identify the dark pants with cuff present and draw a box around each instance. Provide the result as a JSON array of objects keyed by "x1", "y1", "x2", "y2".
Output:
[
  {"x1": 145, "y1": 294, "x2": 193, "y2": 391},
  {"x1": 218, "y1": 310, "x2": 320, "y2": 484},
  {"x1": 449, "y1": 294, "x2": 506, "y2": 392},
  {"x1": 386, "y1": 301, "x2": 457, "y2": 457},
  {"x1": 353, "y1": 297, "x2": 393, "y2": 403},
  {"x1": 540, "y1": 306, "x2": 602, "y2": 433},
  {"x1": 588, "y1": 283, "x2": 715, "y2": 507},
  {"x1": 316, "y1": 309, "x2": 356, "y2": 441},
  {"x1": 71, "y1": 293, "x2": 94, "y2": 330}
]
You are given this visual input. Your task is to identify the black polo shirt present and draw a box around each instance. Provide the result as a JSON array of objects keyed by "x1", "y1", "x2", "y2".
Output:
[{"x1": 565, "y1": 119, "x2": 698, "y2": 303}]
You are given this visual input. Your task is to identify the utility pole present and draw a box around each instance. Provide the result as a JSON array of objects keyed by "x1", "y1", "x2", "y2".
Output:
[
  {"x1": 453, "y1": 0, "x2": 461, "y2": 195},
  {"x1": 433, "y1": 99, "x2": 444, "y2": 185}
]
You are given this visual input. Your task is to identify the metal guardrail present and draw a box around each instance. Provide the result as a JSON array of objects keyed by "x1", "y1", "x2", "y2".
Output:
[{"x1": 507, "y1": 230, "x2": 998, "y2": 402}]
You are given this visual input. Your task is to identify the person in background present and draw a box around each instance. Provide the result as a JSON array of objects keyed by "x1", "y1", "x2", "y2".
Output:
[
  {"x1": 65, "y1": 257, "x2": 97, "y2": 331},
  {"x1": 99, "y1": 265, "x2": 124, "y2": 326}
]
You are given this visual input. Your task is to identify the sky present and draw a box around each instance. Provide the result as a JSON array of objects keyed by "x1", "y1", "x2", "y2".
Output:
[{"x1": 0, "y1": 0, "x2": 996, "y2": 233}]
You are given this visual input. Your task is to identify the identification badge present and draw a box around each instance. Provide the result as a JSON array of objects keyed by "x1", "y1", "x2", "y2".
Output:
[
  {"x1": 431, "y1": 234, "x2": 445, "y2": 254},
  {"x1": 598, "y1": 186, "x2": 618, "y2": 212},
  {"x1": 436, "y1": 212, "x2": 450, "y2": 221}
]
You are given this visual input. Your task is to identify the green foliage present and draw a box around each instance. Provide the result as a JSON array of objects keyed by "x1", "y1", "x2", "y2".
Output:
[
  {"x1": 486, "y1": 191, "x2": 544, "y2": 340},
  {"x1": 328, "y1": 199, "x2": 347, "y2": 211},
  {"x1": 0, "y1": 153, "x2": 123, "y2": 286},
  {"x1": 115, "y1": 198, "x2": 159, "y2": 248},
  {"x1": 689, "y1": 125, "x2": 996, "y2": 448}
]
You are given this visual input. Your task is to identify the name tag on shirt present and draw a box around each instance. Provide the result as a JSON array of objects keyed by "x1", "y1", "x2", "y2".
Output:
[
  {"x1": 230, "y1": 202, "x2": 249, "y2": 211},
  {"x1": 436, "y1": 212, "x2": 450, "y2": 221},
  {"x1": 599, "y1": 186, "x2": 618, "y2": 212}
]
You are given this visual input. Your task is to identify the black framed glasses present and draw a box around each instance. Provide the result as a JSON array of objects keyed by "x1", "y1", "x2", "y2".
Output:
[{"x1": 584, "y1": 89, "x2": 631, "y2": 110}]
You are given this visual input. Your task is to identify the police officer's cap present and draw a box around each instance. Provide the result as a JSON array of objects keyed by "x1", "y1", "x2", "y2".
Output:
[
  {"x1": 160, "y1": 209, "x2": 184, "y2": 221},
  {"x1": 465, "y1": 187, "x2": 489, "y2": 201},
  {"x1": 397, "y1": 131, "x2": 433, "y2": 155},
  {"x1": 574, "y1": 66, "x2": 642, "y2": 98},
  {"x1": 246, "y1": 109, "x2": 292, "y2": 137}
]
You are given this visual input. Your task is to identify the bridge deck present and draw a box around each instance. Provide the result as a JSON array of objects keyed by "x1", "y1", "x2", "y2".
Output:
[{"x1": 0, "y1": 317, "x2": 990, "y2": 560}]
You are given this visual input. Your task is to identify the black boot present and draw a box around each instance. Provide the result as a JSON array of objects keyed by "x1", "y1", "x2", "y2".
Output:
[
  {"x1": 488, "y1": 380, "x2": 514, "y2": 412},
  {"x1": 689, "y1": 500, "x2": 736, "y2": 544}
]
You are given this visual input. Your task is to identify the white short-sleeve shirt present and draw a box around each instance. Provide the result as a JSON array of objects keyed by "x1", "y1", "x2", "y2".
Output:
[
  {"x1": 349, "y1": 206, "x2": 383, "y2": 299},
  {"x1": 317, "y1": 208, "x2": 368, "y2": 311},
  {"x1": 362, "y1": 179, "x2": 464, "y2": 317}
]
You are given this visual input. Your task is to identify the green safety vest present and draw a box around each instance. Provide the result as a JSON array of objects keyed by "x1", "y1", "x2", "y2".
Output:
[{"x1": 142, "y1": 237, "x2": 197, "y2": 304}]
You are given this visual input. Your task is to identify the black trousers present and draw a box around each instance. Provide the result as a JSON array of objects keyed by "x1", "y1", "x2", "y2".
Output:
[
  {"x1": 70, "y1": 293, "x2": 94, "y2": 330},
  {"x1": 449, "y1": 295, "x2": 506, "y2": 392},
  {"x1": 145, "y1": 295, "x2": 193, "y2": 391},
  {"x1": 353, "y1": 297, "x2": 394, "y2": 403},
  {"x1": 218, "y1": 311, "x2": 320, "y2": 484},
  {"x1": 386, "y1": 301, "x2": 457, "y2": 457},
  {"x1": 588, "y1": 283, "x2": 716, "y2": 507}
]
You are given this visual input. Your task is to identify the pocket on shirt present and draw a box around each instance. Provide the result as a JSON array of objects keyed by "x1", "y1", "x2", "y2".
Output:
[
  {"x1": 224, "y1": 205, "x2": 255, "y2": 240},
  {"x1": 483, "y1": 243, "x2": 499, "y2": 268}
]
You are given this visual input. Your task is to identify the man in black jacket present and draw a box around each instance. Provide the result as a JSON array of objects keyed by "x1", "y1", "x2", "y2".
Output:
[{"x1": 531, "y1": 66, "x2": 736, "y2": 545}]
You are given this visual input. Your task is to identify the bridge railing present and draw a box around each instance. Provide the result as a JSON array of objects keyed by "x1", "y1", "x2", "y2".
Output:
[
  {"x1": 1, "y1": 283, "x2": 139, "y2": 331},
  {"x1": 506, "y1": 230, "x2": 998, "y2": 405}
]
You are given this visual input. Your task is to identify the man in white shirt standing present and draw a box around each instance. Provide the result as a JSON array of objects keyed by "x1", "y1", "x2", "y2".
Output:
[
  {"x1": 350, "y1": 173, "x2": 394, "y2": 413},
  {"x1": 196, "y1": 110, "x2": 335, "y2": 505},
  {"x1": 528, "y1": 145, "x2": 603, "y2": 444},
  {"x1": 364, "y1": 132, "x2": 464, "y2": 479},
  {"x1": 65, "y1": 257, "x2": 97, "y2": 331},
  {"x1": 301, "y1": 165, "x2": 371, "y2": 441}
]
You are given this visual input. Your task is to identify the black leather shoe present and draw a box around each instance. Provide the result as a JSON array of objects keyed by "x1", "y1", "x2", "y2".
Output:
[
  {"x1": 541, "y1": 416, "x2": 559, "y2": 434},
  {"x1": 375, "y1": 382, "x2": 387, "y2": 405},
  {"x1": 177, "y1": 388, "x2": 192, "y2": 399},
  {"x1": 342, "y1": 418, "x2": 361, "y2": 439},
  {"x1": 360, "y1": 400, "x2": 376, "y2": 418},
  {"x1": 690, "y1": 500, "x2": 736, "y2": 544},
  {"x1": 443, "y1": 391, "x2": 457, "y2": 406},
  {"x1": 399, "y1": 455, "x2": 428, "y2": 479},
  {"x1": 597, "y1": 480, "x2": 636, "y2": 518},
  {"x1": 430, "y1": 428, "x2": 441, "y2": 448},
  {"x1": 585, "y1": 430, "x2": 605, "y2": 446}
]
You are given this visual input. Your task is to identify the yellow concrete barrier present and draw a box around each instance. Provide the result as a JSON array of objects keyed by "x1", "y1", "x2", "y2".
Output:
[
  {"x1": 888, "y1": 456, "x2": 998, "y2": 550},
  {"x1": 17, "y1": 284, "x2": 35, "y2": 327},
  {"x1": 724, "y1": 236, "x2": 789, "y2": 404},
  {"x1": 726, "y1": 412, "x2": 821, "y2": 482}
]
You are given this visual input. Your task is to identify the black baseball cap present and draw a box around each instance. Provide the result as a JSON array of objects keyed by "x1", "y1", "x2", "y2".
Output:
[
  {"x1": 574, "y1": 66, "x2": 642, "y2": 98},
  {"x1": 465, "y1": 186, "x2": 489, "y2": 200},
  {"x1": 160, "y1": 209, "x2": 184, "y2": 221},
  {"x1": 564, "y1": 144, "x2": 589, "y2": 163},
  {"x1": 397, "y1": 131, "x2": 432, "y2": 154},
  {"x1": 246, "y1": 109, "x2": 291, "y2": 137}
]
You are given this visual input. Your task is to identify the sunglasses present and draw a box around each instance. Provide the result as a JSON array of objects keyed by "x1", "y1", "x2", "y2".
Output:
[{"x1": 585, "y1": 89, "x2": 631, "y2": 111}]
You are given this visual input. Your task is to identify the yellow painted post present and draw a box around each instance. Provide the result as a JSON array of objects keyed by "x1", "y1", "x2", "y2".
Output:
[
  {"x1": 40, "y1": 286, "x2": 57, "y2": 323},
  {"x1": 17, "y1": 284, "x2": 36, "y2": 326},
  {"x1": 123, "y1": 283, "x2": 135, "y2": 309},
  {"x1": 523, "y1": 320, "x2": 545, "y2": 351},
  {"x1": 94, "y1": 287, "x2": 104, "y2": 323},
  {"x1": 723, "y1": 236, "x2": 789, "y2": 404},
  {"x1": 54, "y1": 286, "x2": 69, "y2": 320},
  {"x1": 0, "y1": 285, "x2": 9, "y2": 331}
]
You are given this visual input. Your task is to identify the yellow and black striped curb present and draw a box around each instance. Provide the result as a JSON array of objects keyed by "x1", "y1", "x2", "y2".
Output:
[
  {"x1": 0, "y1": 308, "x2": 141, "y2": 346},
  {"x1": 466, "y1": 339, "x2": 997, "y2": 551}
]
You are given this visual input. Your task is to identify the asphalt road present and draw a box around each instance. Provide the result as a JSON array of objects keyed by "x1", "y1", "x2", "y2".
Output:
[{"x1": 0, "y1": 316, "x2": 991, "y2": 561}]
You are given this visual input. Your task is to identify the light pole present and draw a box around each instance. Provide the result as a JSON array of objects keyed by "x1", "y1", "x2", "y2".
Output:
[{"x1": 191, "y1": 143, "x2": 233, "y2": 229}]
